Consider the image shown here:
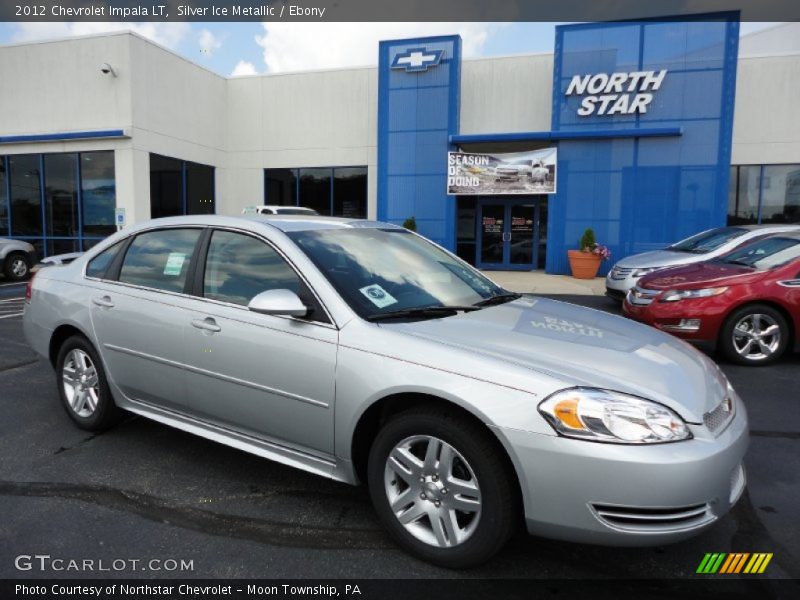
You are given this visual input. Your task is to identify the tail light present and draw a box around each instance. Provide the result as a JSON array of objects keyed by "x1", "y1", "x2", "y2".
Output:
[{"x1": 25, "y1": 273, "x2": 35, "y2": 302}]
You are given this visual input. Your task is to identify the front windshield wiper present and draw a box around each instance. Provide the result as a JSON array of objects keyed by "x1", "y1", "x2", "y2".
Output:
[
  {"x1": 366, "y1": 305, "x2": 480, "y2": 322},
  {"x1": 722, "y1": 259, "x2": 755, "y2": 267},
  {"x1": 473, "y1": 292, "x2": 522, "y2": 307}
]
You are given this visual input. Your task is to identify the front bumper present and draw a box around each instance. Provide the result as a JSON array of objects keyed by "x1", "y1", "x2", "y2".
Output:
[
  {"x1": 495, "y1": 401, "x2": 748, "y2": 546},
  {"x1": 605, "y1": 272, "x2": 641, "y2": 299},
  {"x1": 623, "y1": 295, "x2": 724, "y2": 346}
]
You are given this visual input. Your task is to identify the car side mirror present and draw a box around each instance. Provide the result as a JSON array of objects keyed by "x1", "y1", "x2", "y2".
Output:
[{"x1": 248, "y1": 289, "x2": 308, "y2": 317}]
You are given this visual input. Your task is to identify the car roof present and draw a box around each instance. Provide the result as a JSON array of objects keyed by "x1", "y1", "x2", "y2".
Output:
[{"x1": 124, "y1": 214, "x2": 404, "y2": 234}]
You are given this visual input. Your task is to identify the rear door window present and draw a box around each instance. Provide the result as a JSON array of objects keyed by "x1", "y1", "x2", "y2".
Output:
[
  {"x1": 85, "y1": 241, "x2": 124, "y2": 279},
  {"x1": 118, "y1": 229, "x2": 201, "y2": 293}
]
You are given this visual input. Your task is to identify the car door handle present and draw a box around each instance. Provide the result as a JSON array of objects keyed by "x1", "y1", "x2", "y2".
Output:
[
  {"x1": 92, "y1": 295, "x2": 114, "y2": 308},
  {"x1": 191, "y1": 317, "x2": 221, "y2": 333}
]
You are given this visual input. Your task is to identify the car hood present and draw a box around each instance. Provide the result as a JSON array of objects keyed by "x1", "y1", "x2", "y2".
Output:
[
  {"x1": 639, "y1": 262, "x2": 761, "y2": 290},
  {"x1": 388, "y1": 297, "x2": 727, "y2": 422},
  {"x1": 614, "y1": 249, "x2": 707, "y2": 269}
]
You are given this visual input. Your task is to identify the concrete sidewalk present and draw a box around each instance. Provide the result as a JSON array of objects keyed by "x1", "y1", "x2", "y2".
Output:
[{"x1": 482, "y1": 271, "x2": 607, "y2": 295}]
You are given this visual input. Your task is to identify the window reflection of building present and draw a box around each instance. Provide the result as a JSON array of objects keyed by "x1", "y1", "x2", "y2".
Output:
[
  {"x1": 727, "y1": 164, "x2": 800, "y2": 226},
  {"x1": 264, "y1": 167, "x2": 367, "y2": 218},
  {"x1": 0, "y1": 151, "x2": 115, "y2": 257}
]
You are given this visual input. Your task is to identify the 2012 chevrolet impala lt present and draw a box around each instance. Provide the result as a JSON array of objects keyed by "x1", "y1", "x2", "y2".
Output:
[{"x1": 23, "y1": 215, "x2": 748, "y2": 568}]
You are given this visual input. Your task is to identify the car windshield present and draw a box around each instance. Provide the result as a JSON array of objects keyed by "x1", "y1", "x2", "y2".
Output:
[
  {"x1": 288, "y1": 228, "x2": 505, "y2": 319},
  {"x1": 718, "y1": 236, "x2": 800, "y2": 269},
  {"x1": 667, "y1": 227, "x2": 746, "y2": 253}
]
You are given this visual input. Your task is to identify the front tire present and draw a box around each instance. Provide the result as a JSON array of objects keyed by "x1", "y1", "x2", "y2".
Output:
[
  {"x1": 720, "y1": 304, "x2": 789, "y2": 366},
  {"x1": 367, "y1": 407, "x2": 517, "y2": 568},
  {"x1": 56, "y1": 335, "x2": 122, "y2": 430},
  {"x1": 3, "y1": 252, "x2": 31, "y2": 281}
]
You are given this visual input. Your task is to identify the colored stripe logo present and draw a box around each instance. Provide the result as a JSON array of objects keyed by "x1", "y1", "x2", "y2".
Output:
[{"x1": 697, "y1": 553, "x2": 773, "y2": 574}]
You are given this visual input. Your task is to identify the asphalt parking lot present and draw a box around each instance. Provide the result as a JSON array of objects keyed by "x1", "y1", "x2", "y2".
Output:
[{"x1": 0, "y1": 281, "x2": 798, "y2": 581}]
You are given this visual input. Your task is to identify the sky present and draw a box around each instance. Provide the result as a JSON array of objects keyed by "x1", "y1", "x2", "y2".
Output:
[{"x1": 0, "y1": 21, "x2": 781, "y2": 77}]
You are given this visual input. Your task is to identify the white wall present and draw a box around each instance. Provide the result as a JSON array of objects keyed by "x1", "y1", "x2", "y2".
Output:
[
  {"x1": 460, "y1": 54, "x2": 554, "y2": 134},
  {"x1": 222, "y1": 66, "x2": 378, "y2": 217},
  {"x1": 731, "y1": 54, "x2": 800, "y2": 165}
]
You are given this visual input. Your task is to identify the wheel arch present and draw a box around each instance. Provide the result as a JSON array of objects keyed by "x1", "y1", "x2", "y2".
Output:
[
  {"x1": 350, "y1": 392, "x2": 524, "y2": 514},
  {"x1": 49, "y1": 323, "x2": 93, "y2": 367}
]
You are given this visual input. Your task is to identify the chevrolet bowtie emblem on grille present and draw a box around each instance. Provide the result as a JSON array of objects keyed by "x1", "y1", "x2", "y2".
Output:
[{"x1": 391, "y1": 47, "x2": 444, "y2": 72}]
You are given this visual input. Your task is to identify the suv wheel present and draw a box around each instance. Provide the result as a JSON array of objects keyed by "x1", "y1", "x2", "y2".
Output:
[
  {"x1": 720, "y1": 304, "x2": 789, "y2": 366},
  {"x1": 56, "y1": 335, "x2": 122, "y2": 430},
  {"x1": 3, "y1": 252, "x2": 31, "y2": 281},
  {"x1": 367, "y1": 407, "x2": 517, "y2": 568}
]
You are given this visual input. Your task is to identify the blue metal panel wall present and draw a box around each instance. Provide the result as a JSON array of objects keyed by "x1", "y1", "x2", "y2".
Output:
[
  {"x1": 548, "y1": 15, "x2": 739, "y2": 274},
  {"x1": 378, "y1": 36, "x2": 461, "y2": 250}
]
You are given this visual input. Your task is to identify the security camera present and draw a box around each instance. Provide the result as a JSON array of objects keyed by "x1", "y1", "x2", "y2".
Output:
[{"x1": 100, "y1": 62, "x2": 117, "y2": 77}]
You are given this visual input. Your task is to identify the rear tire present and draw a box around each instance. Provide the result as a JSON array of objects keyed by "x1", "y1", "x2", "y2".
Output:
[
  {"x1": 367, "y1": 407, "x2": 518, "y2": 568},
  {"x1": 56, "y1": 335, "x2": 122, "y2": 431},
  {"x1": 719, "y1": 304, "x2": 789, "y2": 366},
  {"x1": 3, "y1": 252, "x2": 31, "y2": 281}
]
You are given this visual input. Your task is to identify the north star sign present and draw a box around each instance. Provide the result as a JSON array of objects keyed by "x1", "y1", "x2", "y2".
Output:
[
  {"x1": 565, "y1": 70, "x2": 668, "y2": 116},
  {"x1": 391, "y1": 47, "x2": 444, "y2": 72}
]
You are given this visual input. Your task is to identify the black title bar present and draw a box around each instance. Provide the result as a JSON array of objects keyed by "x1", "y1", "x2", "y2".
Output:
[{"x1": 1, "y1": 0, "x2": 800, "y2": 22}]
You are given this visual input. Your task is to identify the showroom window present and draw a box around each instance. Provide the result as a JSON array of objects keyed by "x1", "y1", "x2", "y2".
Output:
[
  {"x1": 728, "y1": 165, "x2": 800, "y2": 225},
  {"x1": 150, "y1": 153, "x2": 215, "y2": 219},
  {"x1": 264, "y1": 167, "x2": 367, "y2": 218},
  {"x1": 0, "y1": 151, "x2": 116, "y2": 257}
]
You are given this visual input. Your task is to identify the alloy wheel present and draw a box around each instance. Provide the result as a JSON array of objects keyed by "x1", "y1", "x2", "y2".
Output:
[
  {"x1": 731, "y1": 313, "x2": 781, "y2": 361},
  {"x1": 62, "y1": 349, "x2": 100, "y2": 418},
  {"x1": 11, "y1": 258, "x2": 28, "y2": 278},
  {"x1": 384, "y1": 435, "x2": 481, "y2": 548}
]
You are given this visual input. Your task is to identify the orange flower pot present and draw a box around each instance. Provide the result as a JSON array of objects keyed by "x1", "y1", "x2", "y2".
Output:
[{"x1": 568, "y1": 250, "x2": 602, "y2": 279}]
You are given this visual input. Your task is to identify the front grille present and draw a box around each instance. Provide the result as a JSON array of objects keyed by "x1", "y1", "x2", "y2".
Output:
[
  {"x1": 704, "y1": 396, "x2": 735, "y2": 434},
  {"x1": 627, "y1": 286, "x2": 661, "y2": 306},
  {"x1": 591, "y1": 503, "x2": 714, "y2": 533},
  {"x1": 610, "y1": 266, "x2": 634, "y2": 280}
]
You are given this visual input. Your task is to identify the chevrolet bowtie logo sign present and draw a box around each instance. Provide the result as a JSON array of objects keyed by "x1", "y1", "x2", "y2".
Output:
[{"x1": 391, "y1": 47, "x2": 443, "y2": 73}]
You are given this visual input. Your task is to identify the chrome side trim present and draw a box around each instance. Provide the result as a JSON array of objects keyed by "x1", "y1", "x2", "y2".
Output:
[
  {"x1": 777, "y1": 279, "x2": 800, "y2": 288},
  {"x1": 123, "y1": 397, "x2": 342, "y2": 481},
  {"x1": 104, "y1": 343, "x2": 329, "y2": 408}
]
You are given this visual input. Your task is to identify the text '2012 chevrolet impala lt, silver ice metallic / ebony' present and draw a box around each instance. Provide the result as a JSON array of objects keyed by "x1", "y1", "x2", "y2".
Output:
[{"x1": 23, "y1": 215, "x2": 748, "y2": 568}]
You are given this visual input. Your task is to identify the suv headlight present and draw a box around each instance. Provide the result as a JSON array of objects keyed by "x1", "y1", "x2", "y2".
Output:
[
  {"x1": 660, "y1": 287, "x2": 728, "y2": 302},
  {"x1": 538, "y1": 388, "x2": 691, "y2": 444}
]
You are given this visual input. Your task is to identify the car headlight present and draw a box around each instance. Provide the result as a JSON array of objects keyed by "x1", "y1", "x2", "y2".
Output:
[
  {"x1": 538, "y1": 388, "x2": 691, "y2": 444},
  {"x1": 660, "y1": 287, "x2": 728, "y2": 302},
  {"x1": 632, "y1": 267, "x2": 657, "y2": 277}
]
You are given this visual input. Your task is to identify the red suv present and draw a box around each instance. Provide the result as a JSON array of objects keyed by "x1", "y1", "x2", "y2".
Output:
[{"x1": 624, "y1": 233, "x2": 800, "y2": 365}]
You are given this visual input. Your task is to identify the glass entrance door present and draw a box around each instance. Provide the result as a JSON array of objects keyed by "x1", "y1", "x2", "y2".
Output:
[{"x1": 477, "y1": 198, "x2": 546, "y2": 270}]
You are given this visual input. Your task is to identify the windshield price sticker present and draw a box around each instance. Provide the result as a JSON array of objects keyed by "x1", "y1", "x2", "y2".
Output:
[
  {"x1": 359, "y1": 284, "x2": 398, "y2": 308},
  {"x1": 163, "y1": 253, "x2": 186, "y2": 276}
]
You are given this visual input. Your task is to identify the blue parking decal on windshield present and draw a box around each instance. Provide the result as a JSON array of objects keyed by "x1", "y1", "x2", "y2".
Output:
[{"x1": 359, "y1": 284, "x2": 397, "y2": 308}]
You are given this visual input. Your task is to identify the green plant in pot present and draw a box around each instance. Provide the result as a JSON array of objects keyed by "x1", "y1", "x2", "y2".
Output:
[{"x1": 567, "y1": 228, "x2": 611, "y2": 279}]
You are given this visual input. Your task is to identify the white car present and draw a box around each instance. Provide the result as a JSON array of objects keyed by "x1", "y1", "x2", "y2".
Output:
[
  {"x1": 606, "y1": 224, "x2": 800, "y2": 301},
  {"x1": 242, "y1": 205, "x2": 319, "y2": 216},
  {"x1": 0, "y1": 238, "x2": 36, "y2": 281}
]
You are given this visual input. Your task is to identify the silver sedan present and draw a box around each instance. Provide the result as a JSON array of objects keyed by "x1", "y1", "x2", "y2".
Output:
[{"x1": 23, "y1": 215, "x2": 748, "y2": 568}]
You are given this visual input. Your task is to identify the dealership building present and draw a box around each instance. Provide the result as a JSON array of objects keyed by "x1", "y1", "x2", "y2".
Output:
[{"x1": 1, "y1": 14, "x2": 798, "y2": 273}]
